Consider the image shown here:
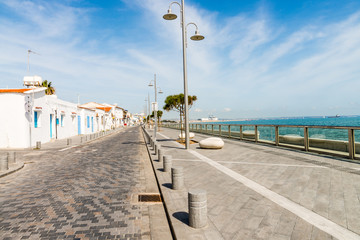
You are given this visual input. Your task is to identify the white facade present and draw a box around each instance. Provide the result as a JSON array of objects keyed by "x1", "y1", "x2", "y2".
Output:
[
  {"x1": 102, "y1": 103, "x2": 124, "y2": 128},
  {"x1": 0, "y1": 88, "x2": 109, "y2": 149},
  {"x1": 79, "y1": 102, "x2": 125, "y2": 130},
  {"x1": 77, "y1": 107, "x2": 97, "y2": 135},
  {"x1": 0, "y1": 88, "x2": 80, "y2": 148}
]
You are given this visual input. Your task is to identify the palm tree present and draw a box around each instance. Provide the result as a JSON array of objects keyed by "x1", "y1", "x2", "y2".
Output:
[
  {"x1": 150, "y1": 110, "x2": 163, "y2": 130},
  {"x1": 42, "y1": 80, "x2": 56, "y2": 95}
]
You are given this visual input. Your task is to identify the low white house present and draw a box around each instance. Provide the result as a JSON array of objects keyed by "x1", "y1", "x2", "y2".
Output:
[
  {"x1": 79, "y1": 102, "x2": 126, "y2": 130},
  {"x1": 0, "y1": 87, "x2": 80, "y2": 148},
  {"x1": 102, "y1": 103, "x2": 125, "y2": 128},
  {"x1": 0, "y1": 87, "x2": 130, "y2": 149}
]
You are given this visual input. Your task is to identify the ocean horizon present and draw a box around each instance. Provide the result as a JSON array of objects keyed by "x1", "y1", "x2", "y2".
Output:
[
  {"x1": 196, "y1": 115, "x2": 360, "y2": 127},
  {"x1": 192, "y1": 115, "x2": 360, "y2": 142}
]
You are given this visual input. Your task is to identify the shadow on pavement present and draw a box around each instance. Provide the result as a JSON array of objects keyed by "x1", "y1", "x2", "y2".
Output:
[
  {"x1": 160, "y1": 145, "x2": 184, "y2": 150},
  {"x1": 122, "y1": 141, "x2": 143, "y2": 145},
  {"x1": 162, "y1": 183, "x2": 172, "y2": 189},
  {"x1": 173, "y1": 212, "x2": 189, "y2": 225}
]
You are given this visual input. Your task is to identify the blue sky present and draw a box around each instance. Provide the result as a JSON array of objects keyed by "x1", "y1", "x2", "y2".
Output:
[{"x1": 1, "y1": 0, "x2": 360, "y2": 120}]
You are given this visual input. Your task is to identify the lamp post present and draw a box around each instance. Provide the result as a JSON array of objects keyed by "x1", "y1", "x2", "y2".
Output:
[
  {"x1": 148, "y1": 93, "x2": 150, "y2": 128},
  {"x1": 144, "y1": 98, "x2": 148, "y2": 125},
  {"x1": 149, "y1": 74, "x2": 163, "y2": 140},
  {"x1": 163, "y1": 0, "x2": 204, "y2": 149}
]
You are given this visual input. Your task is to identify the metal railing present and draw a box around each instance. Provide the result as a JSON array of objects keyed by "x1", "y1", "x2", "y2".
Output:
[{"x1": 162, "y1": 123, "x2": 360, "y2": 160}]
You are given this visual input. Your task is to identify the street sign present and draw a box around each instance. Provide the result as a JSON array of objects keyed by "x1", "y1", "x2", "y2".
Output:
[{"x1": 152, "y1": 102, "x2": 158, "y2": 111}]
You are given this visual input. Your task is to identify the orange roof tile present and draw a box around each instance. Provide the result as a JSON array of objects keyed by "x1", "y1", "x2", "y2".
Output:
[
  {"x1": 96, "y1": 106, "x2": 112, "y2": 112},
  {"x1": 0, "y1": 89, "x2": 30, "y2": 93}
]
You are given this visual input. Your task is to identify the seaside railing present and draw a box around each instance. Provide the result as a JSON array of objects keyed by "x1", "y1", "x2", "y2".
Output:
[{"x1": 162, "y1": 123, "x2": 360, "y2": 160}]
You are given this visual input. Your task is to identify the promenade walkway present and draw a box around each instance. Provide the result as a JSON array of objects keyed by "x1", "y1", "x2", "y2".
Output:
[
  {"x1": 145, "y1": 127, "x2": 360, "y2": 240},
  {"x1": 0, "y1": 127, "x2": 172, "y2": 239}
]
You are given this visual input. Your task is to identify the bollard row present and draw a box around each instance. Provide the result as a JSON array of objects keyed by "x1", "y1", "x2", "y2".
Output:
[{"x1": 141, "y1": 126, "x2": 208, "y2": 229}]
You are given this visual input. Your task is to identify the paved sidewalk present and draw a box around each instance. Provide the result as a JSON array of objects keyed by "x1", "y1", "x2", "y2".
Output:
[
  {"x1": 144, "y1": 127, "x2": 360, "y2": 240},
  {"x1": 0, "y1": 130, "x2": 121, "y2": 178},
  {"x1": 0, "y1": 126, "x2": 172, "y2": 239}
]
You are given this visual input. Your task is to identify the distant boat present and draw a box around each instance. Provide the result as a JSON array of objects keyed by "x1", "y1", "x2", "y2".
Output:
[
  {"x1": 327, "y1": 114, "x2": 340, "y2": 118},
  {"x1": 201, "y1": 114, "x2": 218, "y2": 121}
]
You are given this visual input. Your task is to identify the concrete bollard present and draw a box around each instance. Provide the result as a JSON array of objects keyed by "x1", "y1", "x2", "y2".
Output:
[
  {"x1": 80, "y1": 137, "x2": 83, "y2": 143},
  {"x1": 36, "y1": 141, "x2": 41, "y2": 149},
  {"x1": 172, "y1": 166, "x2": 184, "y2": 190},
  {"x1": 163, "y1": 155, "x2": 172, "y2": 172},
  {"x1": 7, "y1": 152, "x2": 16, "y2": 164},
  {"x1": 67, "y1": 138, "x2": 72, "y2": 145},
  {"x1": 154, "y1": 144, "x2": 158, "y2": 155},
  {"x1": 0, "y1": 154, "x2": 9, "y2": 171},
  {"x1": 158, "y1": 149, "x2": 163, "y2": 162},
  {"x1": 85, "y1": 136, "x2": 88, "y2": 141},
  {"x1": 188, "y1": 189, "x2": 207, "y2": 228}
]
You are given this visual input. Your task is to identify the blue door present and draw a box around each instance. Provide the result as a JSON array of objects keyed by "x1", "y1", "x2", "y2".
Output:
[
  {"x1": 34, "y1": 111, "x2": 38, "y2": 128},
  {"x1": 91, "y1": 117, "x2": 94, "y2": 132},
  {"x1": 50, "y1": 114, "x2": 53, "y2": 138},
  {"x1": 78, "y1": 116, "x2": 81, "y2": 135}
]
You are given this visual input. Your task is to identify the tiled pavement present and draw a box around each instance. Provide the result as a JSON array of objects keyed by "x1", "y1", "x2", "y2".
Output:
[
  {"x1": 0, "y1": 127, "x2": 171, "y2": 240},
  {"x1": 145, "y1": 127, "x2": 360, "y2": 240}
]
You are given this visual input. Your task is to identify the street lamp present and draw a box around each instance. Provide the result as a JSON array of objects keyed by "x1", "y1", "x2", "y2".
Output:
[
  {"x1": 149, "y1": 74, "x2": 163, "y2": 140},
  {"x1": 163, "y1": 0, "x2": 204, "y2": 149},
  {"x1": 144, "y1": 98, "x2": 148, "y2": 125}
]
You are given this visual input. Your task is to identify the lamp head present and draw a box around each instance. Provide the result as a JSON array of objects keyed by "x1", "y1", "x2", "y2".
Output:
[
  {"x1": 163, "y1": 9, "x2": 177, "y2": 20},
  {"x1": 158, "y1": 89, "x2": 163, "y2": 94},
  {"x1": 148, "y1": 81, "x2": 154, "y2": 87},
  {"x1": 190, "y1": 30, "x2": 205, "y2": 41}
]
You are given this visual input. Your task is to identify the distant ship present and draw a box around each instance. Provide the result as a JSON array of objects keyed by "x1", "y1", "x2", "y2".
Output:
[
  {"x1": 200, "y1": 115, "x2": 218, "y2": 121},
  {"x1": 327, "y1": 114, "x2": 340, "y2": 118}
]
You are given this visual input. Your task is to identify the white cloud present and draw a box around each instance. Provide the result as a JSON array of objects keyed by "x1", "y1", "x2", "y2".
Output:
[{"x1": 0, "y1": 0, "x2": 359, "y2": 118}]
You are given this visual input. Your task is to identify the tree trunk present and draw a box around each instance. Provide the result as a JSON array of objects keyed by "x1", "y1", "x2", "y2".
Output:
[{"x1": 180, "y1": 108, "x2": 183, "y2": 141}]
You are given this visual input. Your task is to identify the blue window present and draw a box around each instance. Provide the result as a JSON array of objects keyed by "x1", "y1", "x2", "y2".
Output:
[
  {"x1": 34, "y1": 111, "x2": 38, "y2": 128},
  {"x1": 87, "y1": 116, "x2": 90, "y2": 128},
  {"x1": 61, "y1": 115, "x2": 64, "y2": 127}
]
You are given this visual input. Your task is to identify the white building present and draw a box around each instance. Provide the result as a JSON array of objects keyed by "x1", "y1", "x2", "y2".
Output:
[
  {"x1": 79, "y1": 102, "x2": 113, "y2": 131},
  {"x1": 0, "y1": 87, "x2": 82, "y2": 148},
  {"x1": 102, "y1": 103, "x2": 125, "y2": 128},
  {"x1": 0, "y1": 87, "x2": 129, "y2": 149}
]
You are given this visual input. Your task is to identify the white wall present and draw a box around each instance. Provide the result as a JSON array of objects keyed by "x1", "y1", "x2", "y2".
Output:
[
  {"x1": 0, "y1": 89, "x2": 126, "y2": 149},
  {"x1": 78, "y1": 108, "x2": 96, "y2": 135},
  {"x1": 0, "y1": 93, "x2": 29, "y2": 148}
]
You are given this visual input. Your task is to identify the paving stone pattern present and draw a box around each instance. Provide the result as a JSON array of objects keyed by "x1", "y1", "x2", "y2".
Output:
[
  {"x1": 0, "y1": 127, "x2": 151, "y2": 240},
  {"x1": 153, "y1": 128, "x2": 360, "y2": 239}
]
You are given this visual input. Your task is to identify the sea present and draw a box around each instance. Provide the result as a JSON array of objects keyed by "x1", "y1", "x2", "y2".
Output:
[{"x1": 200, "y1": 116, "x2": 360, "y2": 142}]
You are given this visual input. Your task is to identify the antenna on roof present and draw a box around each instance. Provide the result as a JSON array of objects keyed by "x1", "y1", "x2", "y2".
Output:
[{"x1": 27, "y1": 49, "x2": 40, "y2": 73}]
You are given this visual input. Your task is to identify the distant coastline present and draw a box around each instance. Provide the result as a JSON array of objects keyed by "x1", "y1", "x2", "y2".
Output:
[{"x1": 190, "y1": 115, "x2": 360, "y2": 123}]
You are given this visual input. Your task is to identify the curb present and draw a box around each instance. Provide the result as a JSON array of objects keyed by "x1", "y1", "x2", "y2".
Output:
[
  {"x1": 140, "y1": 127, "x2": 177, "y2": 240},
  {"x1": 0, "y1": 162, "x2": 25, "y2": 178}
]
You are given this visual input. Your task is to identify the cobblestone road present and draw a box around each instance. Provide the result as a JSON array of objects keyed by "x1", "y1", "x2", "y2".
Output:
[{"x1": 0, "y1": 127, "x2": 165, "y2": 240}]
